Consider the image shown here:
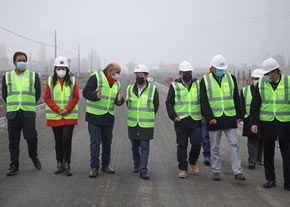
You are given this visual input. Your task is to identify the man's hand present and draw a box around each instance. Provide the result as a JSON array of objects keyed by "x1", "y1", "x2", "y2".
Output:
[
  {"x1": 117, "y1": 91, "x2": 123, "y2": 102},
  {"x1": 59, "y1": 109, "x2": 69, "y2": 116},
  {"x1": 251, "y1": 125, "x2": 258, "y2": 134},
  {"x1": 174, "y1": 117, "x2": 181, "y2": 122},
  {"x1": 209, "y1": 119, "x2": 217, "y2": 125},
  {"x1": 236, "y1": 118, "x2": 242, "y2": 123},
  {"x1": 97, "y1": 91, "x2": 102, "y2": 99}
]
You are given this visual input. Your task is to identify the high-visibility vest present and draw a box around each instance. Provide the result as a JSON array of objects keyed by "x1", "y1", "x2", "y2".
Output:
[
  {"x1": 171, "y1": 81, "x2": 202, "y2": 120},
  {"x1": 5, "y1": 70, "x2": 36, "y2": 112},
  {"x1": 204, "y1": 72, "x2": 236, "y2": 117},
  {"x1": 126, "y1": 83, "x2": 156, "y2": 128},
  {"x1": 45, "y1": 76, "x2": 78, "y2": 120},
  {"x1": 242, "y1": 85, "x2": 252, "y2": 118},
  {"x1": 86, "y1": 71, "x2": 120, "y2": 116},
  {"x1": 258, "y1": 74, "x2": 290, "y2": 122}
]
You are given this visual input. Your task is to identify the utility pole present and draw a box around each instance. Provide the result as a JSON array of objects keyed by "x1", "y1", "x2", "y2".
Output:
[
  {"x1": 91, "y1": 48, "x2": 93, "y2": 72},
  {"x1": 78, "y1": 44, "x2": 80, "y2": 74},
  {"x1": 54, "y1": 30, "x2": 57, "y2": 58},
  {"x1": 29, "y1": 53, "x2": 32, "y2": 70}
]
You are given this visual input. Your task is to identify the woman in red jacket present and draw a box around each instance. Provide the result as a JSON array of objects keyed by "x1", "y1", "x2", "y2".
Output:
[{"x1": 44, "y1": 56, "x2": 79, "y2": 176}]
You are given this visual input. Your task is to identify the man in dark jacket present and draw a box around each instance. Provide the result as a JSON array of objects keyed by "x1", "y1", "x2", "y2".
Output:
[
  {"x1": 200, "y1": 55, "x2": 245, "y2": 181},
  {"x1": 2, "y1": 51, "x2": 42, "y2": 176},
  {"x1": 240, "y1": 69, "x2": 264, "y2": 169},
  {"x1": 166, "y1": 61, "x2": 202, "y2": 178},
  {"x1": 250, "y1": 58, "x2": 290, "y2": 191},
  {"x1": 126, "y1": 64, "x2": 159, "y2": 179},
  {"x1": 83, "y1": 63, "x2": 124, "y2": 178}
]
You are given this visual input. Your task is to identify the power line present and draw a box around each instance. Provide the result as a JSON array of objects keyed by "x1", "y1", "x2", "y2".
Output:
[{"x1": 0, "y1": 25, "x2": 76, "y2": 56}]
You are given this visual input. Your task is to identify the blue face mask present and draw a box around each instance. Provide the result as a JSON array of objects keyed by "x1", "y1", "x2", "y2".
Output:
[
  {"x1": 215, "y1": 69, "x2": 225, "y2": 77},
  {"x1": 17, "y1": 62, "x2": 27, "y2": 71},
  {"x1": 263, "y1": 75, "x2": 271, "y2": 83}
]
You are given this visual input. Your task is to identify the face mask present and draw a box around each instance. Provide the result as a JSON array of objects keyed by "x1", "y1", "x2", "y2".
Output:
[
  {"x1": 253, "y1": 80, "x2": 259, "y2": 86},
  {"x1": 215, "y1": 69, "x2": 224, "y2": 77},
  {"x1": 182, "y1": 73, "x2": 192, "y2": 82},
  {"x1": 17, "y1": 62, "x2": 27, "y2": 71},
  {"x1": 263, "y1": 75, "x2": 271, "y2": 83},
  {"x1": 136, "y1": 76, "x2": 145, "y2": 85},
  {"x1": 112, "y1": 73, "x2": 120, "y2": 80},
  {"x1": 56, "y1": 70, "x2": 66, "y2": 78}
]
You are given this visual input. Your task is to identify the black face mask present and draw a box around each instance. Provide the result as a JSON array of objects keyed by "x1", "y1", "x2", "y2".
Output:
[
  {"x1": 136, "y1": 76, "x2": 145, "y2": 85},
  {"x1": 182, "y1": 73, "x2": 192, "y2": 82}
]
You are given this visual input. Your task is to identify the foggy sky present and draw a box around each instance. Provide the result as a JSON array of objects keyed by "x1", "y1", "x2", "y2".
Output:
[{"x1": 1, "y1": 0, "x2": 290, "y2": 71}]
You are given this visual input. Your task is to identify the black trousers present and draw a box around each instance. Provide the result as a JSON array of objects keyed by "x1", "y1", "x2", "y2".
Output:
[
  {"x1": 52, "y1": 125, "x2": 75, "y2": 163},
  {"x1": 7, "y1": 111, "x2": 38, "y2": 168},
  {"x1": 264, "y1": 140, "x2": 290, "y2": 188},
  {"x1": 175, "y1": 127, "x2": 202, "y2": 170}
]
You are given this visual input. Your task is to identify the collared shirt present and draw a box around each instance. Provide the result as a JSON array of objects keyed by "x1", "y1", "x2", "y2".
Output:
[
  {"x1": 181, "y1": 79, "x2": 191, "y2": 89},
  {"x1": 17, "y1": 72, "x2": 24, "y2": 83},
  {"x1": 137, "y1": 83, "x2": 147, "y2": 98}
]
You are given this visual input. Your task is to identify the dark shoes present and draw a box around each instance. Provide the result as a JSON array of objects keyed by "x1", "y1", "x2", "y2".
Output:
[
  {"x1": 140, "y1": 172, "x2": 149, "y2": 180},
  {"x1": 212, "y1": 173, "x2": 221, "y2": 181},
  {"x1": 263, "y1": 180, "x2": 276, "y2": 188},
  {"x1": 133, "y1": 168, "x2": 139, "y2": 173},
  {"x1": 6, "y1": 166, "x2": 19, "y2": 176},
  {"x1": 248, "y1": 163, "x2": 256, "y2": 169},
  {"x1": 101, "y1": 166, "x2": 115, "y2": 174},
  {"x1": 89, "y1": 168, "x2": 98, "y2": 178},
  {"x1": 235, "y1": 173, "x2": 246, "y2": 181},
  {"x1": 284, "y1": 185, "x2": 290, "y2": 191},
  {"x1": 54, "y1": 161, "x2": 64, "y2": 174},
  {"x1": 64, "y1": 162, "x2": 72, "y2": 176},
  {"x1": 32, "y1": 158, "x2": 42, "y2": 170},
  {"x1": 204, "y1": 157, "x2": 211, "y2": 166}
]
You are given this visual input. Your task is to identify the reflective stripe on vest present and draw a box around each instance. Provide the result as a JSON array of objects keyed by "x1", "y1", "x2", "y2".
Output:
[
  {"x1": 259, "y1": 74, "x2": 290, "y2": 122},
  {"x1": 204, "y1": 72, "x2": 236, "y2": 117},
  {"x1": 5, "y1": 70, "x2": 36, "y2": 112},
  {"x1": 45, "y1": 76, "x2": 78, "y2": 120},
  {"x1": 172, "y1": 81, "x2": 202, "y2": 120},
  {"x1": 86, "y1": 71, "x2": 120, "y2": 116},
  {"x1": 126, "y1": 83, "x2": 156, "y2": 128},
  {"x1": 242, "y1": 85, "x2": 252, "y2": 118}
]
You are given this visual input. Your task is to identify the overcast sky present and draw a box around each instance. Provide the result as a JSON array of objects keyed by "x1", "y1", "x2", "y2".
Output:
[{"x1": 1, "y1": 0, "x2": 290, "y2": 70}]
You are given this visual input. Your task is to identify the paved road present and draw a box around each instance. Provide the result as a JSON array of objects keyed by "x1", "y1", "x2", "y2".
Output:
[{"x1": 0, "y1": 77, "x2": 289, "y2": 207}]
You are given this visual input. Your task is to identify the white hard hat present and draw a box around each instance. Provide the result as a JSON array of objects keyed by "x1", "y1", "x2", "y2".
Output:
[
  {"x1": 179, "y1": 61, "x2": 193, "y2": 72},
  {"x1": 54, "y1": 56, "x2": 69, "y2": 67},
  {"x1": 261, "y1": 58, "x2": 280, "y2": 74},
  {"x1": 134, "y1": 64, "x2": 149, "y2": 73},
  {"x1": 210, "y1": 55, "x2": 228, "y2": 70},
  {"x1": 251, "y1": 69, "x2": 264, "y2": 78}
]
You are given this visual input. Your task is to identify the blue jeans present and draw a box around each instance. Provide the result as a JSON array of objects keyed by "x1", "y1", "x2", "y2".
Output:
[
  {"x1": 131, "y1": 140, "x2": 150, "y2": 173},
  {"x1": 88, "y1": 122, "x2": 113, "y2": 169},
  {"x1": 201, "y1": 123, "x2": 210, "y2": 158}
]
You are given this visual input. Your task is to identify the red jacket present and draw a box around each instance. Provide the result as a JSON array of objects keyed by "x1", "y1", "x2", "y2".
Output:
[{"x1": 44, "y1": 78, "x2": 79, "y2": 127}]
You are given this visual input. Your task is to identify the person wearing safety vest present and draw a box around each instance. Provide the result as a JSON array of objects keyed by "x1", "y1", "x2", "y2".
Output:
[
  {"x1": 1, "y1": 51, "x2": 42, "y2": 176},
  {"x1": 126, "y1": 64, "x2": 159, "y2": 180},
  {"x1": 44, "y1": 56, "x2": 79, "y2": 176},
  {"x1": 250, "y1": 58, "x2": 290, "y2": 191},
  {"x1": 200, "y1": 55, "x2": 246, "y2": 181},
  {"x1": 240, "y1": 69, "x2": 264, "y2": 170},
  {"x1": 166, "y1": 61, "x2": 202, "y2": 178},
  {"x1": 83, "y1": 63, "x2": 124, "y2": 178}
]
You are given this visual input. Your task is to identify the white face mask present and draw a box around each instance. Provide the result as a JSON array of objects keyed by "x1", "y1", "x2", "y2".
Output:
[
  {"x1": 112, "y1": 73, "x2": 120, "y2": 80},
  {"x1": 253, "y1": 80, "x2": 259, "y2": 86},
  {"x1": 56, "y1": 70, "x2": 66, "y2": 78}
]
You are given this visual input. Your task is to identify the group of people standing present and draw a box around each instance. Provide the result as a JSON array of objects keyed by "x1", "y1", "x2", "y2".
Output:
[{"x1": 1, "y1": 51, "x2": 289, "y2": 191}]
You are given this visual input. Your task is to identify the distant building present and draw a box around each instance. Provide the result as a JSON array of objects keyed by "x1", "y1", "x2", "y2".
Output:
[{"x1": 0, "y1": 58, "x2": 9, "y2": 71}]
